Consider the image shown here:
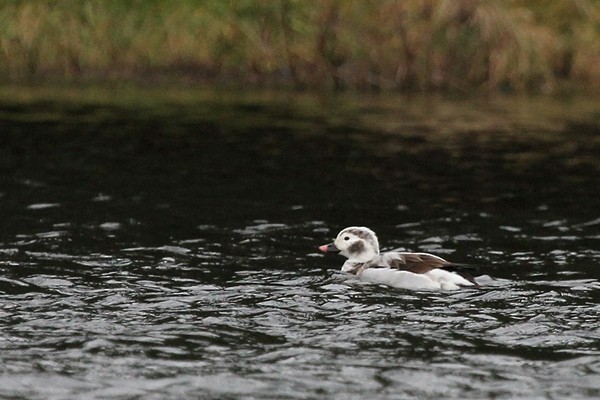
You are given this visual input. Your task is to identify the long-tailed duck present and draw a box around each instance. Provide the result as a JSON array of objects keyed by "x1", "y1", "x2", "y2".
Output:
[{"x1": 319, "y1": 226, "x2": 477, "y2": 290}]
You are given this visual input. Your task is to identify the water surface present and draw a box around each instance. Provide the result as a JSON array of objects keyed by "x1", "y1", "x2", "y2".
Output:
[{"x1": 1, "y1": 88, "x2": 599, "y2": 399}]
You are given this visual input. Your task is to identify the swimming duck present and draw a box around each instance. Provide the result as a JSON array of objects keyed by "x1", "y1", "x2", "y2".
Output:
[{"x1": 319, "y1": 226, "x2": 477, "y2": 290}]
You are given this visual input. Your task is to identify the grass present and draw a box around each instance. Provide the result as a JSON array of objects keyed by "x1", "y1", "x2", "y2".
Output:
[{"x1": 0, "y1": 0, "x2": 599, "y2": 93}]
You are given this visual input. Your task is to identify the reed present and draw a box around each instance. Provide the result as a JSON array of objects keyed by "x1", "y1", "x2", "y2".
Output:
[{"x1": 0, "y1": 0, "x2": 598, "y2": 92}]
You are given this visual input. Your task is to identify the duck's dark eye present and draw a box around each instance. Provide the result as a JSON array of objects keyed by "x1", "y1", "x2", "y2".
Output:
[{"x1": 344, "y1": 236, "x2": 350, "y2": 241}]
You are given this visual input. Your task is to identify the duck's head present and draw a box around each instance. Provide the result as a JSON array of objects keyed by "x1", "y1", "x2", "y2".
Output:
[{"x1": 319, "y1": 226, "x2": 380, "y2": 263}]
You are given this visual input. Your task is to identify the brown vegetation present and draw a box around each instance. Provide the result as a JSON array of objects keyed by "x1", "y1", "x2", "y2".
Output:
[{"x1": 0, "y1": 0, "x2": 598, "y2": 92}]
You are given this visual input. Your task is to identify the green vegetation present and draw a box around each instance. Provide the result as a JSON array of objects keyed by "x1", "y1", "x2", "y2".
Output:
[{"x1": 1, "y1": 0, "x2": 599, "y2": 92}]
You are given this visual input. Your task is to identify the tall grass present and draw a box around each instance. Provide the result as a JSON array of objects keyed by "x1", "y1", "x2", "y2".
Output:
[{"x1": 0, "y1": 0, "x2": 598, "y2": 92}]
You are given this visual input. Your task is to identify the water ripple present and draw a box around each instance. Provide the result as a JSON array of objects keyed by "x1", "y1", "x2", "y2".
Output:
[{"x1": 2, "y1": 227, "x2": 600, "y2": 399}]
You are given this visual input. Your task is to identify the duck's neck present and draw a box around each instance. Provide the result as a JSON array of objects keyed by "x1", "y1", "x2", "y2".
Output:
[
  {"x1": 342, "y1": 261, "x2": 366, "y2": 274},
  {"x1": 347, "y1": 250, "x2": 378, "y2": 264}
]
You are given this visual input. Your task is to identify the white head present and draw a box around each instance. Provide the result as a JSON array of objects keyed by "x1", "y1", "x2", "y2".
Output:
[{"x1": 319, "y1": 226, "x2": 380, "y2": 263}]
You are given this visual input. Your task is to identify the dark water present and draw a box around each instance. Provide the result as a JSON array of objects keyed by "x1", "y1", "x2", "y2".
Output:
[{"x1": 1, "y1": 89, "x2": 599, "y2": 399}]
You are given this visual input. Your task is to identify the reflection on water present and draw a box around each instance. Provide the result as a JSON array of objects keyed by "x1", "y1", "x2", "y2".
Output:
[{"x1": 0, "y1": 89, "x2": 599, "y2": 399}]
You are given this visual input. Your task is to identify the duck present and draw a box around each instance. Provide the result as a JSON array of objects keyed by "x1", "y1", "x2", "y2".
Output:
[{"x1": 319, "y1": 226, "x2": 477, "y2": 290}]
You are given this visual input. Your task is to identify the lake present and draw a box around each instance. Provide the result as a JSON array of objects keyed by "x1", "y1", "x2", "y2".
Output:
[{"x1": 1, "y1": 87, "x2": 599, "y2": 399}]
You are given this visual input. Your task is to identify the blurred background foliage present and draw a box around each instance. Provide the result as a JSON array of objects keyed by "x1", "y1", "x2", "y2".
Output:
[{"x1": 0, "y1": 0, "x2": 598, "y2": 92}]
